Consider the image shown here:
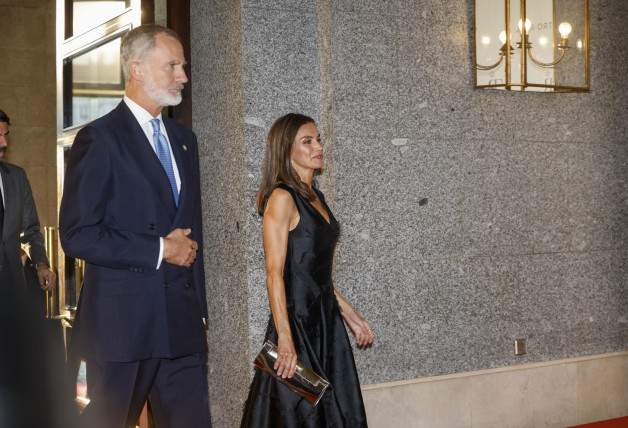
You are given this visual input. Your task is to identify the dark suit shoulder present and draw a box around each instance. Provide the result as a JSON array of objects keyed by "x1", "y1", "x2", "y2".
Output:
[
  {"x1": 162, "y1": 114, "x2": 190, "y2": 131},
  {"x1": 76, "y1": 101, "x2": 129, "y2": 136},
  {"x1": 71, "y1": 102, "x2": 141, "y2": 158},
  {"x1": 163, "y1": 116, "x2": 196, "y2": 141},
  {"x1": 0, "y1": 161, "x2": 27, "y2": 178}
]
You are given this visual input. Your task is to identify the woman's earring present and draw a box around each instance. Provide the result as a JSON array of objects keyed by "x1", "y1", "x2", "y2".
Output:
[{"x1": 290, "y1": 159, "x2": 294, "y2": 167}]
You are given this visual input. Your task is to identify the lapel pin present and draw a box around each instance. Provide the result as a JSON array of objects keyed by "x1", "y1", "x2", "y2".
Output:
[{"x1": 182, "y1": 145, "x2": 187, "y2": 151}]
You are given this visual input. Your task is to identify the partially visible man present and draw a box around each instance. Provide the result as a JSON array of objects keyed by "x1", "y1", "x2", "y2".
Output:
[
  {"x1": 59, "y1": 24, "x2": 211, "y2": 428},
  {"x1": 0, "y1": 108, "x2": 58, "y2": 428},
  {"x1": 0, "y1": 108, "x2": 55, "y2": 291}
]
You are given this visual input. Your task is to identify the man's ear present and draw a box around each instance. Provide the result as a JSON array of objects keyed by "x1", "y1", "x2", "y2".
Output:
[{"x1": 130, "y1": 62, "x2": 143, "y2": 81}]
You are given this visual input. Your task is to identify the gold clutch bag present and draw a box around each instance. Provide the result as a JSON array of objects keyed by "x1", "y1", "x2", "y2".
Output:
[{"x1": 253, "y1": 341, "x2": 330, "y2": 405}]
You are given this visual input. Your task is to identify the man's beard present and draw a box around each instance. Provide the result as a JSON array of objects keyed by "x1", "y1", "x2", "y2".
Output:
[{"x1": 144, "y1": 73, "x2": 183, "y2": 107}]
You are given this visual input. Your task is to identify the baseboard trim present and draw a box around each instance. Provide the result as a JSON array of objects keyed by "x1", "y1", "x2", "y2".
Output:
[{"x1": 362, "y1": 350, "x2": 628, "y2": 391}]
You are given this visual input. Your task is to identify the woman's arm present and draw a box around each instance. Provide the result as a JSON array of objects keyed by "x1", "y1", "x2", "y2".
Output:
[
  {"x1": 263, "y1": 188, "x2": 300, "y2": 378},
  {"x1": 335, "y1": 290, "x2": 374, "y2": 347}
]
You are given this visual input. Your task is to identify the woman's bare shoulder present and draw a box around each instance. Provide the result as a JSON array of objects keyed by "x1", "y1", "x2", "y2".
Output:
[{"x1": 266, "y1": 187, "x2": 297, "y2": 217}]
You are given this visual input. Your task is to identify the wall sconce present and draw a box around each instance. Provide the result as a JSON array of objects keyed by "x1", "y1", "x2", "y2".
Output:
[{"x1": 474, "y1": 0, "x2": 590, "y2": 92}]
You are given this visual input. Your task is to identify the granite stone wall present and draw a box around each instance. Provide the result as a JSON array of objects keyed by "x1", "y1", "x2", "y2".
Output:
[
  {"x1": 191, "y1": 0, "x2": 628, "y2": 426},
  {"x1": 191, "y1": 1, "x2": 249, "y2": 425},
  {"x1": 0, "y1": 0, "x2": 57, "y2": 227}
]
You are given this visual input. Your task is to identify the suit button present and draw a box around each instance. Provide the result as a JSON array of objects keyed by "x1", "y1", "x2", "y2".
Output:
[
  {"x1": 185, "y1": 283, "x2": 191, "y2": 288},
  {"x1": 149, "y1": 224, "x2": 156, "y2": 230},
  {"x1": 164, "y1": 282, "x2": 170, "y2": 288}
]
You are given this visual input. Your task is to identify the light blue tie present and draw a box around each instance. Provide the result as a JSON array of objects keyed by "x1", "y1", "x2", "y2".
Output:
[{"x1": 150, "y1": 118, "x2": 179, "y2": 206}]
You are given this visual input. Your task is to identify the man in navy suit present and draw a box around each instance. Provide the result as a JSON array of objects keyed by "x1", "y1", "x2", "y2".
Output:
[{"x1": 60, "y1": 25, "x2": 211, "y2": 428}]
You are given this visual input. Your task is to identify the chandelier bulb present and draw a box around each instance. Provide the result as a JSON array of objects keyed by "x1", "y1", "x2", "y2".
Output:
[
  {"x1": 499, "y1": 30, "x2": 507, "y2": 45},
  {"x1": 558, "y1": 22, "x2": 572, "y2": 38}
]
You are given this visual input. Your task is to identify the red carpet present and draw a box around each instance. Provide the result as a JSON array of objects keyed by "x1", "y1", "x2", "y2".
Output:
[{"x1": 567, "y1": 416, "x2": 628, "y2": 428}]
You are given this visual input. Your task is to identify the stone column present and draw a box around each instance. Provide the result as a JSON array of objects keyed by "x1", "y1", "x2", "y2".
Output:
[{"x1": 191, "y1": 1, "x2": 324, "y2": 425}]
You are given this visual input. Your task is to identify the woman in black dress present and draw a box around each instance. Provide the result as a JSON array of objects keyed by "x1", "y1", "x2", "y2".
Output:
[{"x1": 241, "y1": 113, "x2": 373, "y2": 427}]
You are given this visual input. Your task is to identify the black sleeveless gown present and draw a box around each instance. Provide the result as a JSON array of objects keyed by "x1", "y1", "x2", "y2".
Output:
[{"x1": 241, "y1": 184, "x2": 368, "y2": 427}]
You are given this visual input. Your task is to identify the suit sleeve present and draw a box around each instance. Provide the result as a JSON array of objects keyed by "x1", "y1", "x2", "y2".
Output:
[
  {"x1": 59, "y1": 125, "x2": 160, "y2": 272},
  {"x1": 190, "y1": 135, "x2": 208, "y2": 318},
  {"x1": 19, "y1": 170, "x2": 49, "y2": 267}
]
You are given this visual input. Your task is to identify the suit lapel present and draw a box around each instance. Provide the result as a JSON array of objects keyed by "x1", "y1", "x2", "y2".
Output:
[
  {"x1": 163, "y1": 118, "x2": 187, "y2": 220},
  {"x1": 114, "y1": 103, "x2": 177, "y2": 216},
  {"x1": 0, "y1": 163, "x2": 15, "y2": 237},
  {"x1": 0, "y1": 164, "x2": 6, "y2": 237}
]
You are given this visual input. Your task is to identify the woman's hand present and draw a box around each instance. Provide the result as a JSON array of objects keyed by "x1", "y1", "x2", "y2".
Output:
[
  {"x1": 275, "y1": 334, "x2": 298, "y2": 378},
  {"x1": 335, "y1": 291, "x2": 374, "y2": 347},
  {"x1": 344, "y1": 310, "x2": 374, "y2": 347}
]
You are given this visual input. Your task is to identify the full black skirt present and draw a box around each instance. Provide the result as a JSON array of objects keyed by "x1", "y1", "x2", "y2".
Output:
[{"x1": 241, "y1": 185, "x2": 367, "y2": 428}]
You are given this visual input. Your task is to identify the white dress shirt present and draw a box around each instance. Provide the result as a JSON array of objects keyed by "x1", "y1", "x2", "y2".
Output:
[
  {"x1": 0, "y1": 172, "x2": 4, "y2": 208},
  {"x1": 123, "y1": 96, "x2": 181, "y2": 269}
]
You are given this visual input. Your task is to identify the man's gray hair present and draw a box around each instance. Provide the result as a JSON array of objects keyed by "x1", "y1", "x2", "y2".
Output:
[{"x1": 120, "y1": 24, "x2": 181, "y2": 82}]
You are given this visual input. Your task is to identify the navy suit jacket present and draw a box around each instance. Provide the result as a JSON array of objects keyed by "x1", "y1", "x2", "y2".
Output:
[
  {"x1": 59, "y1": 101, "x2": 208, "y2": 362},
  {"x1": 0, "y1": 162, "x2": 49, "y2": 288}
]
